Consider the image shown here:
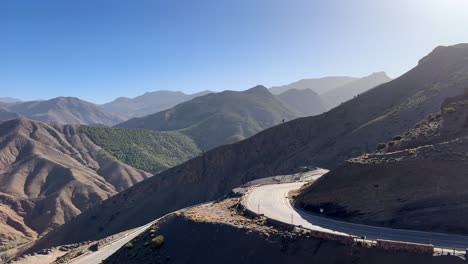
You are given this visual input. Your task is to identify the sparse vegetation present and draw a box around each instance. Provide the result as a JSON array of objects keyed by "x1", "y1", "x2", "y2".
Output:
[
  {"x1": 377, "y1": 143, "x2": 386, "y2": 150},
  {"x1": 81, "y1": 126, "x2": 201, "y2": 172},
  {"x1": 150, "y1": 235, "x2": 165, "y2": 248}
]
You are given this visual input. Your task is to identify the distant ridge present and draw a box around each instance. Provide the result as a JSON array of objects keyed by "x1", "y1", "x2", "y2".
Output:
[
  {"x1": 278, "y1": 88, "x2": 328, "y2": 117},
  {"x1": 101, "y1": 90, "x2": 213, "y2": 119},
  {"x1": 321, "y1": 72, "x2": 392, "y2": 109},
  {"x1": 117, "y1": 85, "x2": 298, "y2": 151},
  {"x1": 7, "y1": 97, "x2": 124, "y2": 126},
  {"x1": 269, "y1": 76, "x2": 357, "y2": 95},
  {"x1": 0, "y1": 97, "x2": 22, "y2": 103}
]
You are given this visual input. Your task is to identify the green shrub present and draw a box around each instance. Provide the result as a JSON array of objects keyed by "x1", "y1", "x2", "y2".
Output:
[
  {"x1": 150, "y1": 235, "x2": 165, "y2": 248},
  {"x1": 125, "y1": 242, "x2": 133, "y2": 249},
  {"x1": 81, "y1": 126, "x2": 201, "y2": 172},
  {"x1": 376, "y1": 143, "x2": 386, "y2": 150}
]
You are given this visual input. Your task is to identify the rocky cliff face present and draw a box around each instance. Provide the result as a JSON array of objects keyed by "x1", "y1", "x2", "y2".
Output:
[{"x1": 296, "y1": 92, "x2": 468, "y2": 235}]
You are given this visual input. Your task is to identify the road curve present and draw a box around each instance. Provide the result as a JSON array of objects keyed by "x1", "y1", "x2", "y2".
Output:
[{"x1": 244, "y1": 182, "x2": 468, "y2": 250}]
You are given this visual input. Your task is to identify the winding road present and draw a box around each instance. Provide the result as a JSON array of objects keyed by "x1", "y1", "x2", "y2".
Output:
[
  {"x1": 244, "y1": 182, "x2": 468, "y2": 250},
  {"x1": 69, "y1": 221, "x2": 156, "y2": 264}
]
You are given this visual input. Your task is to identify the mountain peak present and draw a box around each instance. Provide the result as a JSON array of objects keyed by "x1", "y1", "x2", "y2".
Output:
[
  {"x1": 368, "y1": 71, "x2": 390, "y2": 78},
  {"x1": 245, "y1": 85, "x2": 270, "y2": 95},
  {"x1": 418, "y1": 43, "x2": 468, "y2": 65}
]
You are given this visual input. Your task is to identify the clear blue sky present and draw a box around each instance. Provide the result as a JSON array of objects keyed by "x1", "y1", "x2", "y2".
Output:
[{"x1": 1, "y1": 0, "x2": 467, "y2": 103}]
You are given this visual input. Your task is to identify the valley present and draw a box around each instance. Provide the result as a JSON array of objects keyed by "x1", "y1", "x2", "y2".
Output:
[{"x1": 1, "y1": 4, "x2": 468, "y2": 262}]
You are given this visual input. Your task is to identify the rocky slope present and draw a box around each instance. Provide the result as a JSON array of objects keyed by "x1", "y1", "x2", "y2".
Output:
[
  {"x1": 29, "y1": 44, "x2": 468, "y2": 250},
  {"x1": 104, "y1": 199, "x2": 461, "y2": 264},
  {"x1": 7, "y1": 97, "x2": 124, "y2": 126},
  {"x1": 296, "y1": 92, "x2": 468, "y2": 235},
  {"x1": 270, "y1": 76, "x2": 357, "y2": 95},
  {"x1": 101, "y1": 90, "x2": 212, "y2": 119},
  {"x1": 321, "y1": 72, "x2": 392, "y2": 109},
  {"x1": 117, "y1": 86, "x2": 298, "y2": 151},
  {"x1": 0, "y1": 119, "x2": 152, "y2": 246},
  {"x1": 278, "y1": 88, "x2": 328, "y2": 116}
]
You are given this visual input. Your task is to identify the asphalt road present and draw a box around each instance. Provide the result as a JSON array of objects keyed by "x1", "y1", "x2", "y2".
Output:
[
  {"x1": 69, "y1": 221, "x2": 155, "y2": 264},
  {"x1": 244, "y1": 182, "x2": 468, "y2": 250}
]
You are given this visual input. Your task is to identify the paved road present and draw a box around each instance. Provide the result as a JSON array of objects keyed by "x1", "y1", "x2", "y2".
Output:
[
  {"x1": 244, "y1": 182, "x2": 468, "y2": 250},
  {"x1": 70, "y1": 221, "x2": 155, "y2": 264}
]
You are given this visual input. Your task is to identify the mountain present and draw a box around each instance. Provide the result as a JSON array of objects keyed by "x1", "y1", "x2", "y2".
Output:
[
  {"x1": 269, "y1": 76, "x2": 357, "y2": 95},
  {"x1": 0, "y1": 97, "x2": 22, "y2": 103},
  {"x1": 101, "y1": 90, "x2": 213, "y2": 119},
  {"x1": 7, "y1": 97, "x2": 124, "y2": 126},
  {"x1": 117, "y1": 86, "x2": 298, "y2": 151},
  {"x1": 321, "y1": 72, "x2": 392, "y2": 109},
  {"x1": 278, "y1": 88, "x2": 328, "y2": 116},
  {"x1": 295, "y1": 92, "x2": 468, "y2": 235},
  {"x1": 0, "y1": 119, "x2": 150, "y2": 246},
  {"x1": 0, "y1": 107, "x2": 20, "y2": 121},
  {"x1": 30, "y1": 44, "x2": 468, "y2": 250},
  {"x1": 81, "y1": 126, "x2": 201, "y2": 174},
  {"x1": 0, "y1": 119, "x2": 202, "y2": 247}
]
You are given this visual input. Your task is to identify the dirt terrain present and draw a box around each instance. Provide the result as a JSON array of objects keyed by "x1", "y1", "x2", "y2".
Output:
[{"x1": 0, "y1": 119, "x2": 150, "y2": 250}]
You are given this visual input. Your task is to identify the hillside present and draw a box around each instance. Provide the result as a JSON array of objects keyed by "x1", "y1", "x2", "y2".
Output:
[
  {"x1": 295, "y1": 92, "x2": 468, "y2": 235},
  {"x1": 104, "y1": 200, "x2": 459, "y2": 264},
  {"x1": 321, "y1": 72, "x2": 392, "y2": 109},
  {"x1": 29, "y1": 44, "x2": 468, "y2": 250},
  {"x1": 0, "y1": 107, "x2": 20, "y2": 121},
  {"x1": 101, "y1": 90, "x2": 212, "y2": 119},
  {"x1": 7, "y1": 97, "x2": 124, "y2": 126},
  {"x1": 278, "y1": 88, "x2": 328, "y2": 116},
  {"x1": 269, "y1": 76, "x2": 357, "y2": 95},
  {"x1": 81, "y1": 126, "x2": 201, "y2": 173},
  {"x1": 0, "y1": 119, "x2": 151, "y2": 247},
  {"x1": 117, "y1": 86, "x2": 298, "y2": 150}
]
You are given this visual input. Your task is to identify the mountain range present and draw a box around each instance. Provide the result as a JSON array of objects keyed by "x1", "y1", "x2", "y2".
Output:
[
  {"x1": 269, "y1": 76, "x2": 358, "y2": 95},
  {"x1": 100, "y1": 90, "x2": 212, "y2": 119},
  {"x1": 29, "y1": 44, "x2": 468, "y2": 251},
  {"x1": 117, "y1": 85, "x2": 298, "y2": 151},
  {"x1": 320, "y1": 72, "x2": 392, "y2": 108},
  {"x1": 0, "y1": 97, "x2": 22, "y2": 103},
  {"x1": 2, "y1": 97, "x2": 124, "y2": 126},
  {"x1": 277, "y1": 88, "x2": 328, "y2": 116},
  {"x1": 270, "y1": 72, "x2": 391, "y2": 112}
]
